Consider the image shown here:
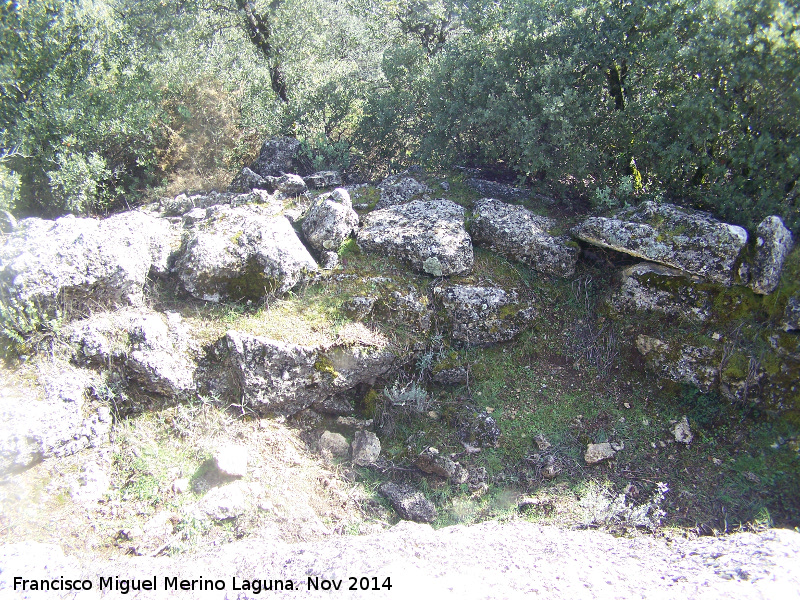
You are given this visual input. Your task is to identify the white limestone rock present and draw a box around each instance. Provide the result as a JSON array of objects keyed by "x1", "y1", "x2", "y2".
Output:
[
  {"x1": 585, "y1": 442, "x2": 616, "y2": 464},
  {"x1": 357, "y1": 199, "x2": 473, "y2": 276},
  {"x1": 471, "y1": 198, "x2": 578, "y2": 277},
  {"x1": 301, "y1": 188, "x2": 359, "y2": 252},
  {"x1": 175, "y1": 205, "x2": 317, "y2": 302},
  {"x1": 747, "y1": 216, "x2": 793, "y2": 295}
]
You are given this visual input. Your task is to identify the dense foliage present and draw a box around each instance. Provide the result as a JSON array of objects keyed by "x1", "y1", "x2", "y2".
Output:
[{"x1": 1, "y1": 0, "x2": 798, "y2": 232}]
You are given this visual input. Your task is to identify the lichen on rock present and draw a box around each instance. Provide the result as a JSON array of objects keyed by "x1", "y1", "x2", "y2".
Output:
[
  {"x1": 610, "y1": 262, "x2": 714, "y2": 322},
  {"x1": 433, "y1": 284, "x2": 535, "y2": 347},
  {"x1": 217, "y1": 330, "x2": 396, "y2": 416},
  {"x1": 470, "y1": 198, "x2": 578, "y2": 277},
  {"x1": 572, "y1": 201, "x2": 748, "y2": 285},
  {"x1": 375, "y1": 171, "x2": 431, "y2": 209},
  {"x1": 175, "y1": 205, "x2": 317, "y2": 302},
  {"x1": 357, "y1": 199, "x2": 473, "y2": 276},
  {"x1": 0, "y1": 211, "x2": 177, "y2": 317},
  {"x1": 301, "y1": 188, "x2": 359, "y2": 253},
  {"x1": 746, "y1": 215, "x2": 794, "y2": 295}
]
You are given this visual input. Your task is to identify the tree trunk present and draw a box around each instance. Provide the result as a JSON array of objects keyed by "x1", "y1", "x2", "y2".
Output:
[{"x1": 235, "y1": 0, "x2": 288, "y2": 103}]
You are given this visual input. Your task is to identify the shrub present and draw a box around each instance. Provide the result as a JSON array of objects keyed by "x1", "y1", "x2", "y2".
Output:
[
  {"x1": 376, "y1": 380, "x2": 432, "y2": 435},
  {"x1": 46, "y1": 151, "x2": 110, "y2": 214},
  {"x1": 579, "y1": 480, "x2": 669, "y2": 530}
]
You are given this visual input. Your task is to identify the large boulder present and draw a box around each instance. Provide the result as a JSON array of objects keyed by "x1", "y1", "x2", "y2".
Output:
[
  {"x1": 217, "y1": 331, "x2": 396, "y2": 416},
  {"x1": 470, "y1": 198, "x2": 579, "y2": 277},
  {"x1": 0, "y1": 211, "x2": 176, "y2": 317},
  {"x1": 433, "y1": 284, "x2": 535, "y2": 347},
  {"x1": 68, "y1": 309, "x2": 196, "y2": 399},
  {"x1": 249, "y1": 136, "x2": 312, "y2": 178},
  {"x1": 301, "y1": 188, "x2": 359, "y2": 252},
  {"x1": 175, "y1": 205, "x2": 317, "y2": 302},
  {"x1": 610, "y1": 262, "x2": 714, "y2": 322},
  {"x1": 357, "y1": 199, "x2": 473, "y2": 276},
  {"x1": 229, "y1": 167, "x2": 272, "y2": 193},
  {"x1": 0, "y1": 371, "x2": 111, "y2": 475},
  {"x1": 376, "y1": 172, "x2": 431, "y2": 209},
  {"x1": 746, "y1": 216, "x2": 793, "y2": 295},
  {"x1": 572, "y1": 201, "x2": 748, "y2": 285}
]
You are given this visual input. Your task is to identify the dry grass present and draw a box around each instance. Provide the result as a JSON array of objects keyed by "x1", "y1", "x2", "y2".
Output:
[
  {"x1": 158, "y1": 168, "x2": 238, "y2": 198},
  {"x1": 180, "y1": 294, "x2": 347, "y2": 348},
  {"x1": 0, "y1": 402, "x2": 384, "y2": 559}
]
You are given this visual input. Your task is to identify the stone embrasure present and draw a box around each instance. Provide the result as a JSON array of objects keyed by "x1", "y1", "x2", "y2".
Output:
[
  {"x1": 471, "y1": 198, "x2": 578, "y2": 277},
  {"x1": 572, "y1": 201, "x2": 748, "y2": 285},
  {"x1": 357, "y1": 199, "x2": 474, "y2": 276},
  {"x1": 175, "y1": 205, "x2": 317, "y2": 302},
  {"x1": 610, "y1": 262, "x2": 714, "y2": 322}
]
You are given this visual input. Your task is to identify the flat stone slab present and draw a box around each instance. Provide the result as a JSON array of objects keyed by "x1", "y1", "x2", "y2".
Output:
[
  {"x1": 572, "y1": 201, "x2": 748, "y2": 285},
  {"x1": 357, "y1": 199, "x2": 473, "y2": 276}
]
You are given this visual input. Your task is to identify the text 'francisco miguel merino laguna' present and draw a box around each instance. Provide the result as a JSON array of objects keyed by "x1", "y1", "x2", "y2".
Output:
[{"x1": 13, "y1": 575, "x2": 393, "y2": 593}]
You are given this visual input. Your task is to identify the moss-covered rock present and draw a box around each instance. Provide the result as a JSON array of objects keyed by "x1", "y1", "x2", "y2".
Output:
[
  {"x1": 175, "y1": 205, "x2": 317, "y2": 302},
  {"x1": 610, "y1": 262, "x2": 715, "y2": 322},
  {"x1": 572, "y1": 201, "x2": 748, "y2": 285},
  {"x1": 636, "y1": 335, "x2": 719, "y2": 392}
]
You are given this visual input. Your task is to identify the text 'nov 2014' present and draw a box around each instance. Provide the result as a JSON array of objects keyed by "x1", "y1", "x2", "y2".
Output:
[{"x1": 12, "y1": 575, "x2": 394, "y2": 594}]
